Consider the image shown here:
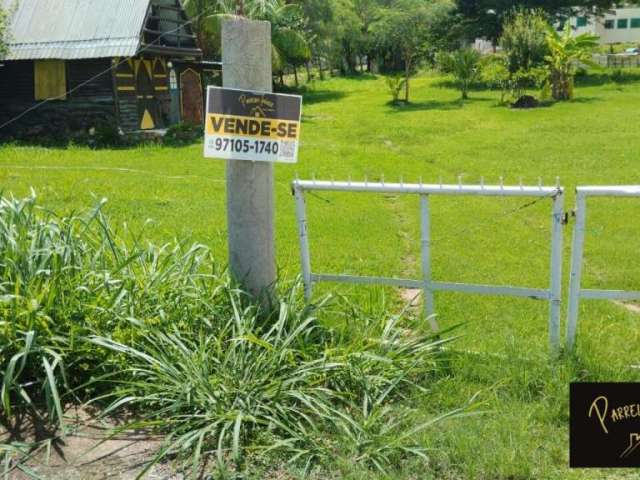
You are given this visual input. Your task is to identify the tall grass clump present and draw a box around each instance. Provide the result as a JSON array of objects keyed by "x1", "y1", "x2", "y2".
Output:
[
  {"x1": 90, "y1": 293, "x2": 467, "y2": 477},
  {"x1": 0, "y1": 193, "x2": 470, "y2": 476},
  {"x1": 0, "y1": 192, "x2": 229, "y2": 432}
]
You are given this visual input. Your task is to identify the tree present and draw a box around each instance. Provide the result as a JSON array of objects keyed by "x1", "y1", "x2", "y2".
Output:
[
  {"x1": 298, "y1": 0, "x2": 338, "y2": 78},
  {"x1": 0, "y1": 4, "x2": 10, "y2": 58},
  {"x1": 455, "y1": 0, "x2": 618, "y2": 45},
  {"x1": 181, "y1": 0, "x2": 225, "y2": 57},
  {"x1": 352, "y1": 0, "x2": 380, "y2": 71},
  {"x1": 497, "y1": 8, "x2": 549, "y2": 101},
  {"x1": 500, "y1": 8, "x2": 548, "y2": 74},
  {"x1": 373, "y1": 0, "x2": 453, "y2": 102},
  {"x1": 439, "y1": 48, "x2": 481, "y2": 99},
  {"x1": 272, "y1": 23, "x2": 311, "y2": 85},
  {"x1": 544, "y1": 22, "x2": 598, "y2": 100},
  {"x1": 332, "y1": 0, "x2": 365, "y2": 73},
  {"x1": 183, "y1": 0, "x2": 310, "y2": 84}
]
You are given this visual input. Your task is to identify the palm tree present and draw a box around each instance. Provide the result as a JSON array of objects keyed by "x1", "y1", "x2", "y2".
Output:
[
  {"x1": 439, "y1": 48, "x2": 481, "y2": 99},
  {"x1": 182, "y1": 0, "x2": 310, "y2": 81},
  {"x1": 545, "y1": 23, "x2": 599, "y2": 101}
]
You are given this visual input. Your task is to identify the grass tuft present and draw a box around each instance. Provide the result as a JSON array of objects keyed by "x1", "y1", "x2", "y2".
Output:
[{"x1": 0, "y1": 194, "x2": 466, "y2": 477}]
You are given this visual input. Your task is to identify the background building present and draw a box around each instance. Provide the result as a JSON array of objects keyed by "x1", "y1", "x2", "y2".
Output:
[{"x1": 571, "y1": 7, "x2": 640, "y2": 44}]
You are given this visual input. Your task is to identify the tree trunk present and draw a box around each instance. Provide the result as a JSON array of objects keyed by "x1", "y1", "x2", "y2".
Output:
[
  {"x1": 293, "y1": 65, "x2": 299, "y2": 87},
  {"x1": 367, "y1": 55, "x2": 372, "y2": 72},
  {"x1": 318, "y1": 59, "x2": 325, "y2": 80},
  {"x1": 197, "y1": 31, "x2": 209, "y2": 58},
  {"x1": 344, "y1": 46, "x2": 356, "y2": 74},
  {"x1": 279, "y1": 71, "x2": 285, "y2": 86},
  {"x1": 306, "y1": 62, "x2": 312, "y2": 82},
  {"x1": 551, "y1": 70, "x2": 572, "y2": 101},
  {"x1": 404, "y1": 59, "x2": 411, "y2": 102}
]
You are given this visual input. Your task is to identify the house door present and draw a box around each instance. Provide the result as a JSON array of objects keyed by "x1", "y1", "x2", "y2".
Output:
[
  {"x1": 180, "y1": 69, "x2": 203, "y2": 124},
  {"x1": 136, "y1": 60, "x2": 159, "y2": 130}
]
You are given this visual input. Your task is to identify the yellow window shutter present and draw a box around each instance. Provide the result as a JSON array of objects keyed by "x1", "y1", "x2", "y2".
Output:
[{"x1": 34, "y1": 60, "x2": 67, "y2": 100}]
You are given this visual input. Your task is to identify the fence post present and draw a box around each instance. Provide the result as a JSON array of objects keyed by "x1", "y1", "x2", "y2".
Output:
[
  {"x1": 294, "y1": 186, "x2": 313, "y2": 301},
  {"x1": 566, "y1": 192, "x2": 587, "y2": 350},
  {"x1": 420, "y1": 195, "x2": 439, "y2": 332},
  {"x1": 222, "y1": 18, "x2": 276, "y2": 298},
  {"x1": 549, "y1": 190, "x2": 564, "y2": 352}
]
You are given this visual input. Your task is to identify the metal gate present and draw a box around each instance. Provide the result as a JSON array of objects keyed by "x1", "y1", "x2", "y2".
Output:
[
  {"x1": 292, "y1": 179, "x2": 565, "y2": 350},
  {"x1": 566, "y1": 186, "x2": 640, "y2": 350}
]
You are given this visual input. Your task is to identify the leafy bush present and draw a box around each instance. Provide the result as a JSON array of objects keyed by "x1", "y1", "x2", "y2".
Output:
[
  {"x1": 163, "y1": 122, "x2": 204, "y2": 146},
  {"x1": 82, "y1": 120, "x2": 136, "y2": 149},
  {"x1": 385, "y1": 74, "x2": 407, "y2": 103},
  {"x1": 612, "y1": 68, "x2": 627, "y2": 83},
  {"x1": 480, "y1": 54, "x2": 510, "y2": 102},
  {"x1": 480, "y1": 54, "x2": 547, "y2": 105}
]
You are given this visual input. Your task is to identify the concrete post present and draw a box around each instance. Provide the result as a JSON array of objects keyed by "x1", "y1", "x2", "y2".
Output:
[{"x1": 222, "y1": 18, "x2": 276, "y2": 297}]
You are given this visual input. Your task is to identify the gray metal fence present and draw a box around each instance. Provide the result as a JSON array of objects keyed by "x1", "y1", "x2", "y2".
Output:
[
  {"x1": 566, "y1": 186, "x2": 640, "y2": 350},
  {"x1": 592, "y1": 54, "x2": 640, "y2": 68},
  {"x1": 292, "y1": 179, "x2": 565, "y2": 350}
]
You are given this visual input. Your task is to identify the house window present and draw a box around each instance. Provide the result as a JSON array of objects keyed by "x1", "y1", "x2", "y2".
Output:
[
  {"x1": 576, "y1": 16, "x2": 588, "y2": 27},
  {"x1": 605, "y1": 19, "x2": 614, "y2": 29},
  {"x1": 631, "y1": 18, "x2": 640, "y2": 28},
  {"x1": 618, "y1": 18, "x2": 628, "y2": 29},
  {"x1": 34, "y1": 60, "x2": 67, "y2": 100}
]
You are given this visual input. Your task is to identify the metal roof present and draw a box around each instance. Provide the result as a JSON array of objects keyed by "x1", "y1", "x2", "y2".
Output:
[{"x1": 1, "y1": 0, "x2": 152, "y2": 60}]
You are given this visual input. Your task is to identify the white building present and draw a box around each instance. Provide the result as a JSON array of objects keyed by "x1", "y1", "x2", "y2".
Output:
[{"x1": 571, "y1": 8, "x2": 640, "y2": 44}]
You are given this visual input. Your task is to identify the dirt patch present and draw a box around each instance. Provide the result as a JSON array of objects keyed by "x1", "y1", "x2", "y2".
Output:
[
  {"x1": 3, "y1": 411, "x2": 179, "y2": 480},
  {"x1": 613, "y1": 301, "x2": 640, "y2": 315},
  {"x1": 18, "y1": 431, "x2": 169, "y2": 480},
  {"x1": 401, "y1": 288, "x2": 422, "y2": 307}
]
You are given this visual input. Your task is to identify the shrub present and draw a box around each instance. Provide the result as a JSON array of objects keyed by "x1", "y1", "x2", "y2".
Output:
[
  {"x1": 480, "y1": 54, "x2": 510, "y2": 102},
  {"x1": 479, "y1": 54, "x2": 547, "y2": 105},
  {"x1": 91, "y1": 121, "x2": 128, "y2": 148},
  {"x1": 163, "y1": 122, "x2": 204, "y2": 146},
  {"x1": 385, "y1": 74, "x2": 407, "y2": 103}
]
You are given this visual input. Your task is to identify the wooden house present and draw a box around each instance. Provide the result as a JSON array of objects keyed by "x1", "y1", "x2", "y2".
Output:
[{"x1": 0, "y1": 0, "x2": 216, "y2": 138}]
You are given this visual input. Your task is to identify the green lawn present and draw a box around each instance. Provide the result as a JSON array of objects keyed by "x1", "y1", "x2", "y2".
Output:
[{"x1": 2, "y1": 72, "x2": 640, "y2": 479}]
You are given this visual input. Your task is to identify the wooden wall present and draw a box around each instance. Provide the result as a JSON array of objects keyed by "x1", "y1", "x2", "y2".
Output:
[
  {"x1": 0, "y1": 55, "x2": 196, "y2": 139},
  {"x1": 0, "y1": 61, "x2": 35, "y2": 102},
  {"x1": 0, "y1": 59, "x2": 117, "y2": 139}
]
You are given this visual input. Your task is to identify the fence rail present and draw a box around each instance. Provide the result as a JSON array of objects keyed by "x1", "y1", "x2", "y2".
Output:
[
  {"x1": 292, "y1": 179, "x2": 565, "y2": 350},
  {"x1": 592, "y1": 54, "x2": 640, "y2": 68}
]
